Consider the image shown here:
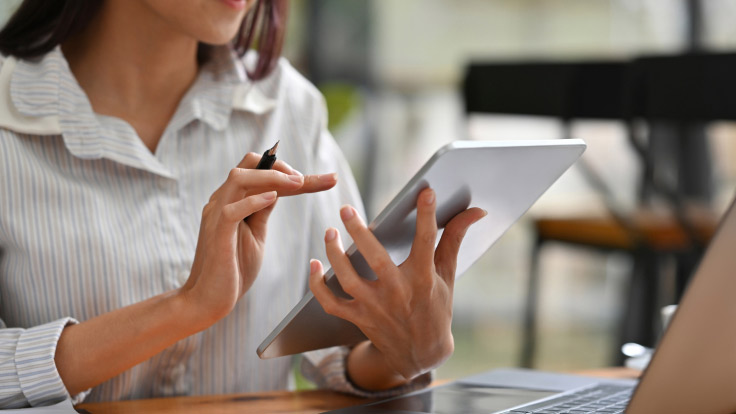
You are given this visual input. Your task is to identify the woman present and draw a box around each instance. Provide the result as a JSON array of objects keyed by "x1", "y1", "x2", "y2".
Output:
[{"x1": 0, "y1": 0, "x2": 485, "y2": 407}]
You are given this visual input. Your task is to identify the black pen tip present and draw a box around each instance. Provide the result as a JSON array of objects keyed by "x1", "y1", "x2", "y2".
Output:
[{"x1": 268, "y1": 141, "x2": 279, "y2": 156}]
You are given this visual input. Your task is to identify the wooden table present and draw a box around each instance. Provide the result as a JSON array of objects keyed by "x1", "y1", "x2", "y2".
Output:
[{"x1": 75, "y1": 368, "x2": 641, "y2": 414}]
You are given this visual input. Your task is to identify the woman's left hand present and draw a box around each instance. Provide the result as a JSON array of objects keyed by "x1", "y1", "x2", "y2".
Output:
[{"x1": 309, "y1": 187, "x2": 487, "y2": 383}]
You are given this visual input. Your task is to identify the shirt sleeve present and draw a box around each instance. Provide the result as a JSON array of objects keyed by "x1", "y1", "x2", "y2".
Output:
[
  {"x1": 298, "y1": 94, "x2": 431, "y2": 398},
  {"x1": 0, "y1": 317, "x2": 89, "y2": 408}
]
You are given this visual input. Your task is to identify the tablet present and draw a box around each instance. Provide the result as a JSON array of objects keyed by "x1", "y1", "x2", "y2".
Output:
[{"x1": 257, "y1": 139, "x2": 586, "y2": 359}]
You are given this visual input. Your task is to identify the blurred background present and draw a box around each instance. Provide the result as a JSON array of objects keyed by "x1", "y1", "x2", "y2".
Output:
[
  {"x1": 3, "y1": 0, "x2": 736, "y2": 384},
  {"x1": 276, "y1": 0, "x2": 736, "y2": 381}
]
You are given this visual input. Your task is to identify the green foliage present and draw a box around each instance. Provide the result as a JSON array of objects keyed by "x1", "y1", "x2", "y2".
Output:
[{"x1": 319, "y1": 83, "x2": 362, "y2": 132}]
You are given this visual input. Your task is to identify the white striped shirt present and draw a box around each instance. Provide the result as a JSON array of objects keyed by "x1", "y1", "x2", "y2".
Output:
[{"x1": 0, "y1": 46, "x2": 428, "y2": 408}]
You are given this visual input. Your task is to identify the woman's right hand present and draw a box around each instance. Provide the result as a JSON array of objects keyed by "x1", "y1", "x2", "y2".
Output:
[
  {"x1": 55, "y1": 153, "x2": 337, "y2": 396},
  {"x1": 179, "y1": 152, "x2": 337, "y2": 327}
]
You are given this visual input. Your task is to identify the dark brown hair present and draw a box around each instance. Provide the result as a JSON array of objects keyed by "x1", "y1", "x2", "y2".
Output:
[{"x1": 0, "y1": 0, "x2": 288, "y2": 80}]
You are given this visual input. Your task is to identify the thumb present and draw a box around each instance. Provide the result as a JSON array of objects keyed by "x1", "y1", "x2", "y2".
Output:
[
  {"x1": 434, "y1": 208, "x2": 487, "y2": 285},
  {"x1": 243, "y1": 198, "x2": 278, "y2": 242}
]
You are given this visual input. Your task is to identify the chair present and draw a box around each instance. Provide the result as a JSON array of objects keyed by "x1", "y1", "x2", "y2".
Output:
[{"x1": 463, "y1": 54, "x2": 731, "y2": 368}]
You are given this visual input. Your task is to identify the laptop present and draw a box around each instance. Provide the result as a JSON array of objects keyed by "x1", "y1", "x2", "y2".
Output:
[
  {"x1": 258, "y1": 139, "x2": 586, "y2": 358},
  {"x1": 326, "y1": 195, "x2": 736, "y2": 413}
]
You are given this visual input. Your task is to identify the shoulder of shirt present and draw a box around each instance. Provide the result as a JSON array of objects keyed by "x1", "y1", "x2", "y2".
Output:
[
  {"x1": 274, "y1": 57, "x2": 325, "y2": 104},
  {"x1": 241, "y1": 51, "x2": 326, "y2": 116}
]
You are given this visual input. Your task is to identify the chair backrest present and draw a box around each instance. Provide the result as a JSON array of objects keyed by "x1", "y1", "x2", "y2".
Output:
[
  {"x1": 463, "y1": 60, "x2": 628, "y2": 121},
  {"x1": 463, "y1": 53, "x2": 736, "y2": 122},
  {"x1": 628, "y1": 53, "x2": 736, "y2": 122}
]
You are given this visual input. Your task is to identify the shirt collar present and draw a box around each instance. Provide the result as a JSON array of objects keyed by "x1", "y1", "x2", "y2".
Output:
[
  {"x1": 169, "y1": 46, "x2": 278, "y2": 133},
  {"x1": 0, "y1": 46, "x2": 277, "y2": 177}
]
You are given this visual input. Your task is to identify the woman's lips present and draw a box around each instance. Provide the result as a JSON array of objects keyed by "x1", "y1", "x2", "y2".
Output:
[{"x1": 220, "y1": 0, "x2": 246, "y2": 11}]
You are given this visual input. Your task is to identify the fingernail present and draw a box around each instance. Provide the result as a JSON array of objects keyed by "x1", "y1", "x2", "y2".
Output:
[
  {"x1": 424, "y1": 189, "x2": 435, "y2": 205},
  {"x1": 325, "y1": 228, "x2": 337, "y2": 242},
  {"x1": 340, "y1": 206, "x2": 355, "y2": 221},
  {"x1": 260, "y1": 191, "x2": 276, "y2": 201},
  {"x1": 288, "y1": 174, "x2": 303, "y2": 183},
  {"x1": 481, "y1": 209, "x2": 488, "y2": 217},
  {"x1": 292, "y1": 169, "x2": 303, "y2": 176},
  {"x1": 319, "y1": 173, "x2": 337, "y2": 182},
  {"x1": 310, "y1": 259, "x2": 319, "y2": 274}
]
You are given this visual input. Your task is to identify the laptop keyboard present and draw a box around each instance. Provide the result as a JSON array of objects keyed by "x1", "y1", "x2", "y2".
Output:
[{"x1": 500, "y1": 384, "x2": 634, "y2": 414}]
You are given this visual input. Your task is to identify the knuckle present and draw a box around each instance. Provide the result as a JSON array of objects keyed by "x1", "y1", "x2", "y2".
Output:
[
  {"x1": 208, "y1": 186, "x2": 223, "y2": 202},
  {"x1": 321, "y1": 300, "x2": 340, "y2": 317},
  {"x1": 421, "y1": 231, "x2": 436, "y2": 246},
  {"x1": 340, "y1": 277, "x2": 360, "y2": 296},
  {"x1": 434, "y1": 262, "x2": 450, "y2": 279},
  {"x1": 440, "y1": 334, "x2": 455, "y2": 361},
  {"x1": 202, "y1": 201, "x2": 215, "y2": 217},
  {"x1": 453, "y1": 231, "x2": 466, "y2": 246},
  {"x1": 410, "y1": 275, "x2": 432, "y2": 294},
  {"x1": 277, "y1": 170, "x2": 295, "y2": 184},
  {"x1": 246, "y1": 193, "x2": 263, "y2": 206},
  {"x1": 227, "y1": 168, "x2": 241, "y2": 181},
  {"x1": 302, "y1": 175, "x2": 315, "y2": 187},
  {"x1": 220, "y1": 204, "x2": 237, "y2": 221},
  {"x1": 372, "y1": 256, "x2": 394, "y2": 275},
  {"x1": 397, "y1": 300, "x2": 414, "y2": 318}
]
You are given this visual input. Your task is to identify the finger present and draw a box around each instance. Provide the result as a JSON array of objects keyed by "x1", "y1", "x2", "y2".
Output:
[
  {"x1": 272, "y1": 159, "x2": 301, "y2": 176},
  {"x1": 221, "y1": 191, "x2": 278, "y2": 224},
  {"x1": 324, "y1": 227, "x2": 368, "y2": 299},
  {"x1": 408, "y1": 188, "x2": 438, "y2": 272},
  {"x1": 222, "y1": 168, "x2": 303, "y2": 202},
  {"x1": 243, "y1": 198, "x2": 278, "y2": 240},
  {"x1": 308, "y1": 259, "x2": 356, "y2": 322},
  {"x1": 276, "y1": 173, "x2": 337, "y2": 197},
  {"x1": 237, "y1": 152, "x2": 302, "y2": 176},
  {"x1": 232, "y1": 152, "x2": 336, "y2": 197},
  {"x1": 339, "y1": 205, "x2": 399, "y2": 282},
  {"x1": 434, "y1": 208, "x2": 487, "y2": 285},
  {"x1": 237, "y1": 152, "x2": 261, "y2": 169}
]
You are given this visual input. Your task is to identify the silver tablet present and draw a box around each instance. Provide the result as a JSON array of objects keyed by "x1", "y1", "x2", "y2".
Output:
[{"x1": 258, "y1": 139, "x2": 586, "y2": 359}]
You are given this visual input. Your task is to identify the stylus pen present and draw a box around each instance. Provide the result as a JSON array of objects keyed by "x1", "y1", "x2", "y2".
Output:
[
  {"x1": 256, "y1": 140, "x2": 279, "y2": 170},
  {"x1": 243, "y1": 141, "x2": 279, "y2": 222}
]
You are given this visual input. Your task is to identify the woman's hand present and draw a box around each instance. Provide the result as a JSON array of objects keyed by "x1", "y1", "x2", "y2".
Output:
[
  {"x1": 181, "y1": 152, "x2": 337, "y2": 327},
  {"x1": 309, "y1": 187, "x2": 486, "y2": 386},
  {"x1": 56, "y1": 152, "x2": 338, "y2": 396}
]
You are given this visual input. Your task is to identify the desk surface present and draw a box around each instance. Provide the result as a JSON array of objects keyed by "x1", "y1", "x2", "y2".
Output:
[{"x1": 75, "y1": 368, "x2": 641, "y2": 414}]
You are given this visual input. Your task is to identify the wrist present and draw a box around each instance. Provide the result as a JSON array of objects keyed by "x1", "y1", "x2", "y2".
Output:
[
  {"x1": 346, "y1": 341, "x2": 410, "y2": 391},
  {"x1": 171, "y1": 286, "x2": 223, "y2": 334}
]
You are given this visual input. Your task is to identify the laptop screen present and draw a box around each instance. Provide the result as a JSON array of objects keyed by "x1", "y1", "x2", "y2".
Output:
[{"x1": 627, "y1": 198, "x2": 736, "y2": 413}]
